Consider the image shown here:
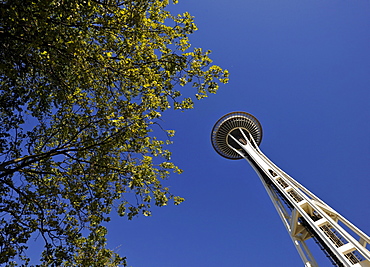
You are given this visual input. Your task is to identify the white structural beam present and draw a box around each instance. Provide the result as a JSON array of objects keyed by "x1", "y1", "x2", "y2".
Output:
[{"x1": 229, "y1": 129, "x2": 370, "y2": 267}]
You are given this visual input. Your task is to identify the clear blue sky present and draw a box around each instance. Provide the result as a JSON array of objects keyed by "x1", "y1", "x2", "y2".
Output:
[
  {"x1": 105, "y1": 0, "x2": 370, "y2": 266},
  {"x1": 29, "y1": 0, "x2": 370, "y2": 266}
]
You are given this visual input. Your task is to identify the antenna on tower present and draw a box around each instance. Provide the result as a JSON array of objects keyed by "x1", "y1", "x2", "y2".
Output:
[{"x1": 211, "y1": 111, "x2": 370, "y2": 267}]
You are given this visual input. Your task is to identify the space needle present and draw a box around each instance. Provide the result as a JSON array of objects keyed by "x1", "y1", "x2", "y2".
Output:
[{"x1": 211, "y1": 111, "x2": 370, "y2": 267}]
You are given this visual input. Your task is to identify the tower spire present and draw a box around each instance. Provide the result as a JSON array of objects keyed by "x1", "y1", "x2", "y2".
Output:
[{"x1": 211, "y1": 111, "x2": 370, "y2": 267}]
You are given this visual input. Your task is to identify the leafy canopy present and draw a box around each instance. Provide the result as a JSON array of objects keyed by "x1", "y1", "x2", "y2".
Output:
[{"x1": 0, "y1": 0, "x2": 228, "y2": 265}]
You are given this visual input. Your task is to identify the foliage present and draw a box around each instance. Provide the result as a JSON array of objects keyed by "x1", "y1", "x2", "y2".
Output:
[{"x1": 0, "y1": 0, "x2": 228, "y2": 265}]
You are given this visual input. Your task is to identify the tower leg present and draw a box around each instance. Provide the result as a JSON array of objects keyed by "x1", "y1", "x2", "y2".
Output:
[
  {"x1": 228, "y1": 130, "x2": 370, "y2": 267},
  {"x1": 257, "y1": 172, "x2": 319, "y2": 267}
]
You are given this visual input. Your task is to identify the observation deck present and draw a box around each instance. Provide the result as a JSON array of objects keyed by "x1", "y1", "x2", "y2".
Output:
[{"x1": 211, "y1": 111, "x2": 263, "y2": 160}]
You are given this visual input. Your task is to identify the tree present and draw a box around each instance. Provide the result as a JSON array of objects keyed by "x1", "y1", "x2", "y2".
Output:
[{"x1": 0, "y1": 0, "x2": 228, "y2": 265}]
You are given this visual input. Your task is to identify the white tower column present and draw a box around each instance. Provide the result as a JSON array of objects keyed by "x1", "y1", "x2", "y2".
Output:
[{"x1": 211, "y1": 112, "x2": 370, "y2": 267}]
